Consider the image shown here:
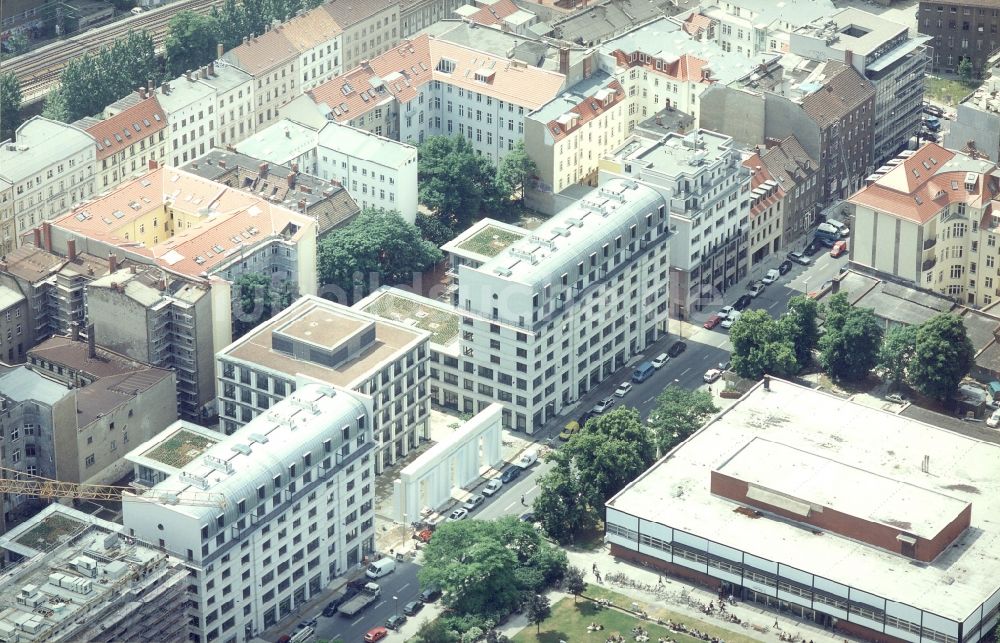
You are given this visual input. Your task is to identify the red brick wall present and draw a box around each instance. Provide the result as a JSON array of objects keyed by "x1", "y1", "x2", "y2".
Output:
[
  {"x1": 709, "y1": 471, "x2": 969, "y2": 562},
  {"x1": 609, "y1": 543, "x2": 722, "y2": 591}
]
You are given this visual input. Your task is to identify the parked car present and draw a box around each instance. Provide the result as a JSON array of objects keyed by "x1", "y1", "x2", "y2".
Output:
[
  {"x1": 761, "y1": 268, "x2": 780, "y2": 284},
  {"x1": 719, "y1": 305, "x2": 736, "y2": 318},
  {"x1": 130, "y1": 6, "x2": 144, "y2": 14},
  {"x1": 667, "y1": 341, "x2": 687, "y2": 357},
  {"x1": 748, "y1": 282, "x2": 766, "y2": 298},
  {"x1": 923, "y1": 116, "x2": 941, "y2": 131},
  {"x1": 718, "y1": 359, "x2": 732, "y2": 371},
  {"x1": 803, "y1": 241, "x2": 820, "y2": 256},
  {"x1": 923, "y1": 102, "x2": 944, "y2": 118},
  {"x1": 720, "y1": 311, "x2": 741, "y2": 329},
  {"x1": 733, "y1": 294, "x2": 753, "y2": 311},
  {"x1": 420, "y1": 587, "x2": 442, "y2": 603},
  {"x1": 592, "y1": 396, "x2": 616, "y2": 413},
  {"x1": 558, "y1": 420, "x2": 580, "y2": 441},
  {"x1": 825, "y1": 218, "x2": 850, "y2": 237},
  {"x1": 519, "y1": 512, "x2": 536, "y2": 523},
  {"x1": 787, "y1": 251, "x2": 811, "y2": 266},
  {"x1": 447, "y1": 508, "x2": 468, "y2": 521},
  {"x1": 988, "y1": 409, "x2": 1000, "y2": 428},
  {"x1": 463, "y1": 494, "x2": 485, "y2": 511},
  {"x1": 814, "y1": 233, "x2": 836, "y2": 248},
  {"x1": 651, "y1": 353, "x2": 669, "y2": 369},
  {"x1": 778, "y1": 260, "x2": 793, "y2": 275},
  {"x1": 365, "y1": 627, "x2": 389, "y2": 643},
  {"x1": 385, "y1": 614, "x2": 407, "y2": 630},
  {"x1": 482, "y1": 478, "x2": 503, "y2": 496},
  {"x1": 500, "y1": 467, "x2": 522, "y2": 483},
  {"x1": 830, "y1": 239, "x2": 848, "y2": 258},
  {"x1": 577, "y1": 411, "x2": 595, "y2": 427},
  {"x1": 516, "y1": 449, "x2": 538, "y2": 469},
  {"x1": 703, "y1": 313, "x2": 723, "y2": 329},
  {"x1": 632, "y1": 361, "x2": 655, "y2": 383},
  {"x1": 615, "y1": 382, "x2": 633, "y2": 397},
  {"x1": 403, "y1": 601, "x2": 424, "y2": 616},
  {"x1": 703, "y1": 368, "x2": 723, "y2": 383}
]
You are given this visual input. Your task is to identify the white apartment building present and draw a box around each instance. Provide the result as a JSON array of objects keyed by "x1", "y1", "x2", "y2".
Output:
[
  {"x1": 278, "y1": 8, "x2": 344, "y2": 91},
  {"x1": 200, "y1": 61, "x2": 256, "y2": 147},
  {"x1": 307, "y1": 34, "x2": 566, "y2": 165},
  {"x1": 0, "y1": 506, "x2": 189, "y2": 643},
  {"x1": 122, "y1": 383, "x2": 377, "y2": 643},
  {"x1": 0, "y1": 117, "x2": 96, "y2": 252},
  {"x1": 215, "y1": 295, "x2": 431, "y2": 472},
  {"x1": 144, "y1": 72, "x2": 218, "y2": 167},
  {"x1": 235, "y1": 118, "x2": 419, "y2": 221},
  {"x1": 692, "y1": 0, "x2": 836, "y2": 56},
  {"x1": 791, "y1": 7, "x2": 930, "y2": 166},
  {"x1": 454, "y1": 177, "x2": 671, "y2": 431},
  {"x1": 849, "y1": 144, "x2": 1000, "y2": 307},
  {"x1": 601, "y1": 129, "x2": 750, "y2": 316},
  {"x1": 524, "y1": 71, "x2": 629, "y2": 213}
]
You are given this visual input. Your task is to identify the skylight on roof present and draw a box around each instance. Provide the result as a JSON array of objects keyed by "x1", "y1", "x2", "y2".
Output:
[
  {"x1": 114, "y1": 134, "x2": 123, "y2": 142},
  {"x1": 133, "y1": 123, "x2": 141, "y2": 132},
  {"x1": 153, "y1": 114, "x2": 161, "y2": 121},
  {"x1": 143, "y1": 119, "x2": 151, "y2": 127},
  {"x1": 104, "y1": 138, "x2": 112, "y2": 146}
]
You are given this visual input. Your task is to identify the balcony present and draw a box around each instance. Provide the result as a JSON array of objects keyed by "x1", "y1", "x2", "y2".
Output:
[
  {"x1": 922, "y1": 258, "x2": 936, "y2": 271},
  {"x1": 922, "y1": 237, "x2": 937, "y2": 250}
]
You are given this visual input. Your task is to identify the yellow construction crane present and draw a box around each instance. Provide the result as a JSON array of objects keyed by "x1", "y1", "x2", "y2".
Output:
[{"x1": 0, "y1": 467, "x2": 226, "y2": 509}]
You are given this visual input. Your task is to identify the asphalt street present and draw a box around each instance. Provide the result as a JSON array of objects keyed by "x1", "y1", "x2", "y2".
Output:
[{"x1": 314, "y1": 560, "x2": 424, "y2": 642}]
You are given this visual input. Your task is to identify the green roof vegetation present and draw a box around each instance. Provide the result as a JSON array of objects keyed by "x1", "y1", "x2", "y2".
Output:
[
  {"x1": 15, "y1": 513, "x2": 85, "y2": 550},
  {"x1": 144, "y1": 429, "x2": 219, "y2": 469},
  {"x1": 456, "y1": 225, "x2": 524, "y2": 258},
  {"x1": 364, "y1": 293, "x2": 460, "y2": 346}
]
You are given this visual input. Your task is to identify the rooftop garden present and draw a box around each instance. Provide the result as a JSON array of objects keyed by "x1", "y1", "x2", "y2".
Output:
[
  {"x1": 143, "y1": 429, "x2": 219, "y2": 469},
  {"x1": 364, "y1": 293, "x2": 460, "y2": 345},
  {"x1": 456, "y1": 225, "x2": 524, "y2": 258}
]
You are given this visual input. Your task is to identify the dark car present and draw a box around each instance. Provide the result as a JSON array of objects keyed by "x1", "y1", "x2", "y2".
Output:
[
  {"x1": 346, "y1": 578, "x2": 367, "y2": 594},
  {"x1": 322, "y1": 591, "x2": 348, "y2": 617},
  {"x1": 667, "y1": 341, "x2": 687, "y2": 357},
  {"x1": 803, "y1": 241, "x2": 820, "y2": 256},
  {"x1": 420, "y1": 587, "x2": 442, "y2": 603},
  {"x1": 577, "y1": 410, "x2": 595, "y2": 427},
  {"x1": 403, "y1": 600, "x2": 424, "y2": 616},
  {"x1": 385, "y1": 614, "x2": 407, "y2": 630},
  {"x1": 733, "y1": 294, "x2": 752, "y2": 311},
  {"x1": 923, "y1": 103, "x2": 944, "y2": 118},
  {"x1": 519, "y1": 512, "x2": 536, "y2": 523},
  {"x1": 778, "y1": 260, "x2": 793, "y2": 275},
  {"x1": 500, "y1": 466, "x2": 522, "y2": 483}
]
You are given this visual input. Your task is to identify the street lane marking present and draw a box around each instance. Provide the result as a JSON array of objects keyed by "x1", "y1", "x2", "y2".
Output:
[
  {"x1": 681, "y1": 368, "x2": 691, "y2": 376},
  {"x1": 644, "y1": 396, "x2": 655, "y2": 403},
  {"x1": 527, "y1": 485, "x2": 538, "y2": 495},
  {"x1": 352, "y1": 616, "x2": 366, "y2": 626},
  {"x1": 398, "y1": 583, "x2": 410, "y2": 592},
  {"x1": 768, "y1": 301, "x2": 779, "y2": 310},
  {"x1": 504, "y1": 501, "x2": 517, "y2": 511}
]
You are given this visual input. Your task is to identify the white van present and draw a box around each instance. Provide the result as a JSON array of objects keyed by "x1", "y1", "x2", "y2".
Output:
[
  {"x1": 825, "y1": 218, "x2": 850, "y2": 237},
  {"x1": 516, "y1": 449, "x2": 538, "y2": 469},
  {"x1": 365, "y1": 558, "x2": 396, "y2": 579}
]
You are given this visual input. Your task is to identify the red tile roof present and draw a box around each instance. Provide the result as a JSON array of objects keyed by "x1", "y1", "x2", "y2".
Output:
[
  {"x1": 681, "y1": 12, "x2": 713, "y2": 37},
  {"x1": 609, "y1": 49, "x2": 711, "y2": 84},
  {"x1": 848, "y1": 143, "x2": 1000, "y2": 224},
  {"x1": 545, "y1": 79, "x2": 625, "y2": 143},
  {"x1": 463, "y1": 0, "x2": 521, "y2": 27},
  {"x1": 85, "y1": 95, "x2": 167, "y2": 161},
  {"x1": 743, "y1": 153, "x2": 784, "y2": 218}
]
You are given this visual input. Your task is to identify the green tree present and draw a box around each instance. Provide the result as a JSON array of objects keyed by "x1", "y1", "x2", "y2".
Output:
[
  {"x1": 413, "y1": 619, "x2": 459, "y2": 643},
  {"x1": 908, "y1": 314, "x2": 975, "y2": 402},
  {"x1": 525, "y1": 593, "x2": 551, "y2": 633},
  {"x1": 819, "y1": 305, "x2": 883, "y2": 381},
  {"x1": 959, "y1": 57, "x2": 975, "y2": 85},
  {"x1": 564, "y1": 565, "x2": 586, "y2": 603},
  {"x1": 418, "y1": 518, "x2": 567, "y2": 620},
  {"x1": 215, "y1": 0, "x2": 246, "y2": 50},
  {"x1": 495, "y1": 141, "x2": 537, "y2": 208},
  {"x1": 565, "y1": 406, "x2": 655, "y2": 505},
  {"x1": 0, "y1": 73, "x2": 22, "y2": 141},
  {"x1": 877, "y1": 325, "x2": 916, "y2": 391},
  {"x1": 418, "y1": 135, "x2": 498, "y2": 229},
  {"x1": 782, "y1": 295, "x2": 820, "y2": 365},
  {"x1": 166, "y1": 11, "x2": 222, "y2": 77},
  {"x1": 317, "y1": 208, "x2": 443, "y2": 302},
  {"x1": 648, "y1": 387, "x2": 717, "y2": 454},
  {"x1": 415, "y1": 212, "x2": 456, "y2": 246},
  {"x1": 533, "y1": 455, "x2": 597, "y2": 544},
  {"x1": 730, "y1": 309, "x2": 798, "y2": 379},
  {"x1": 233, "y1": 272, "x2": 295, "y2": 337}
]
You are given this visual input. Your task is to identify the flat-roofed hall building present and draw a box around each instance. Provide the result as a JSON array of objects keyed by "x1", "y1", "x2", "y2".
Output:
[{"x1": 606, "y1": 378, "x2": 1000, "y2": 643}]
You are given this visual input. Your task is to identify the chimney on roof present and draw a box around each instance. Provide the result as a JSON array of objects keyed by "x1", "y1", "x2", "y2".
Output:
[
  {"x1": 87, "y1": 324, "x2": 96, "y2": 359},
  {"x1": 108, "y1": 252, "x2": 118, "y2": 275},
  {"x1": 291, "y1": 162, "x2": 299, "y2": 173},
  {"x1": 161, "y1": 81, "x2": 170, "y2": 95},
  {"x1": 287, "y1": 172, "x2": 297, "y2": 188},
  {"x1": 331, "y1": 178, "x2": 342, "y2": 188},
  {"x1": 298, "y1": 199, "x2": 307, "y2": 211},
  {"x1": 299, "y1": 185, "x2": 311, "y2": 194},
  {"x1": 32, "y1": 227, "x2": 41, "y2": 248},
  {"x1": 42, "y1": 221, "x2": 52, "y2": 252},
  {"x1": 147, "y1": 78, "x2": 154, "y2": 94},
  {"x1": 130, "y1": 264, "x2": 137, "y2": 274},
  {"x1": 844, "y1": 49, "x2": 854, "y2": 68},
  {"x1": 218, "y1": 159, "x2": 227, "y2": 168},
  {"x1": 67, "y1": 238, "x2": 77, "y2": 262},
  {"x1": 243, "y1": 36, "x2": 249, "y2": 45},
  {"x1": 160, "y1": 277, "x2": 167, "y2": 290},
  {"x1": 763, "y1": 375, "x2": 770, "y2": 391},
  {"x1": 138, "y1": 86, "x2": 146, "y2": 99},
  {"x1": 217, "y1": 42, "x2": 224, "y2": 58},
  {"x1": 259, "y1": 163, "x2": 269, "y2": 178},
  {"x1": 559, "y1": 47, "x2": 570, "y2": 76},
  {"x1": 208, "y1": 62, "x2": 215, "y2": 77},
  {"x1": 186, "y1": 69, "x2": 194, "y2": 81},
  {"x1": 149, "y1": 159, "x2": 158, "y2": 170},
  {"x1": 71, "y1": 322, "x2": 80, "y2": 342},
  {"x1": 583, "y1": 56, "x2": 592, "y2": 79}
]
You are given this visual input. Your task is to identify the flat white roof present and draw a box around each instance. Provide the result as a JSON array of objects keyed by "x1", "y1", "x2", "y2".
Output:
[{"x1": 608, "y1": 379, "x2": 1000, "y2": 621}]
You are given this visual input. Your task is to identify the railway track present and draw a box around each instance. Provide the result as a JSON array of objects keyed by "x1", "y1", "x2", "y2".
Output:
[{"x1": 0, "y1": 0, "x2": 219, "y2": 100}]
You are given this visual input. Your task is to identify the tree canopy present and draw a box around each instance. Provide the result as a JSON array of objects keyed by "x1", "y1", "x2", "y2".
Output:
[
  {"x1": 563, "y1": 406, "x2": 656, "y2": 504},
  {"x1": 418, "y1": 135, "x2": 501, "y2": 229},
  {"x1": 877, "y1": 324, "x2": 916, "y2": 392},
  {"x1": 907, "y1": 313, "x2": 974, "y2": 402},
  {"x1": 418, "y1": 517, "x2": 567, "y2": 623},
  {"x1": 525, "y1": 593, "x2": 551, "y2": 633},
  {"x1": 233, "y1": 272, "x2": 295, "y2": 337},
  {"x1": 165, "y1": 12, "x2": 222, "y2": 77},
  {"x1": 317, "y1": 208, "x2": 442, "y2": 302},
  {"x1": 818, "y1": 294, "x2": 883, "y2": 381},
  {"x1": 648, "y1": 387, "x2": 717, "y2": 454},
  {"x1": 533, "y1": 454, "x2": 597, "y2": 544},
  {"x1": 0, "y1": 73, "x2": 22, "y2": 141},
  {"x1": 495, "y1": 141, "x2": 537, "y2": 208},
  {"x1": 781, "y1": 295, "x2": 820, "y2": 365},
  {"x1": 729, "y1": 309, "x2": 798, "y2": 379}
]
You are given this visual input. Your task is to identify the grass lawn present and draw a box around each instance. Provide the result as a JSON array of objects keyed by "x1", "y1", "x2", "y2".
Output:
[
  {"x1": 513, "y1": 586, "x2": 762, "y2": 643},
  {"x1": 924, "y1": 76, "x2": 978, "y2": 106}
]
